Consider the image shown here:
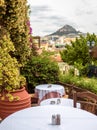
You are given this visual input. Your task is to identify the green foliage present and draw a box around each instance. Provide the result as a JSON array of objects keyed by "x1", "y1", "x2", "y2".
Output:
[
  {"x1": 86, "y1": 33, "x2": 97, "y2": 45},
  {"x1": 21, "y1": 54, "x2": 60, "y2": 93},
  {"x1": 0, "y1": 0, "x2": 6, "y2": 19},
  {"x1": 60, "y1": 33, "x2": 97, "y2": 75},
  {"x1": 1, "y1": 0, "x2": 31, "y2": 65},
  {"x1": 60, "y1": 35, "x2": 89, "y2": 65},
  {"x1": 59, "y1": 74, "x2": 97, "y2": 94},
  {"x1": 0, "y1": 26, "x2": 26, "y2": 94},
  {"x1": 0, "y1": 0, "x2": 32, "y2": 101}
]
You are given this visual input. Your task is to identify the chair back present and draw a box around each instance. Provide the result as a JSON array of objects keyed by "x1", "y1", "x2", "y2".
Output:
[
  {"x1": 55, "y1": 81, "x2": 87, "y2": 98},
  {"x1": 73, "y1": 91, "x2": 97, "y2": 115}
]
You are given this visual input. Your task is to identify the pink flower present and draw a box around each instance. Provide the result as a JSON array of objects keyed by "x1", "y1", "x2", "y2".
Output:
[{"x1": 29, "y1": 27, "x2": 32, "y2": 34}]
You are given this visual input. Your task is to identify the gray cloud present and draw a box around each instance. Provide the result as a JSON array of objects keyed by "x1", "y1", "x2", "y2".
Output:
[
  {"x1": 74, "y1": 0, "x2": 96, "y2": 16},
  {"x1": 81, "y1": 0, "x2": 90, "y2": 5},
  {"x1": 30, "y1": 5, "x2": 52, "y2": 16},
  {"x1": 75, "y1": 8, "x2": 93, "y2": 16},
  {"x1": 31, "y1": 19, "x2": 42, "y2": 23},
  {"x1": 29, "y1": 4, "x2": 78, "y2": 36},
  {"x1": 28, "y1": 0, "x2": 97, "y2": 36},
  {"x1": 94, "y1": 23, "x2": 97, "y2": 26},
  {"x1": 31, "y1": 11, "x2": 70, "y2": 25},
  {"x1": 30, "y1": 5, "x2": 76, "y2": 36}
]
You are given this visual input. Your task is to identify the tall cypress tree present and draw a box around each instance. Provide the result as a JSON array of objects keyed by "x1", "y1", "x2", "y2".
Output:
[{"x1": 1, "y1": 0, "x2": 31, "y2": 65}]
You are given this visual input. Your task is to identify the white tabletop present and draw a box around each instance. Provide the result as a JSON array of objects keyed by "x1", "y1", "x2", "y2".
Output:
[
  {"x1": 40, "y1": 98, "x2": 80, "y2": 108},
  {"x1": 35, "y1": 84, "x2": 65, "y2": 100},
  {"x1": 0, "y1": 105, "x2": 97, "y2": 130},
  {"x1": 35, "y1": 84, "x2": 64, "y2": 91}
]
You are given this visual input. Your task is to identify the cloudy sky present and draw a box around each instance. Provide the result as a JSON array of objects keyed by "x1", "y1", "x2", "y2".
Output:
[{"x1": 27, "y1": 0, "x2": 97, "y2": 36}]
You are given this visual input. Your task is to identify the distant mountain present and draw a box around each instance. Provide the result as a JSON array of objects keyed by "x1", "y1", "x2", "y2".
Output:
[{"x1": 49, "y1": 25, "x2": 82, "y2": 36}]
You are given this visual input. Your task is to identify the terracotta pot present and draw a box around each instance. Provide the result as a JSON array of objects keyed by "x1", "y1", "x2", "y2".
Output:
[{"x1": 0, "y1": 87, "x2": 31, "y2": 119}]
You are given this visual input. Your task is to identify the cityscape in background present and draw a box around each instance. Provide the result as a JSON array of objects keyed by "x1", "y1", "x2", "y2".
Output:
[{"x1": 33, "y1": 24, "x2": 86, "y2": 53}]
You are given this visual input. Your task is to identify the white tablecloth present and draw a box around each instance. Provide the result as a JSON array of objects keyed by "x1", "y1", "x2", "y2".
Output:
[
  {"x1": 35, "y1": 84, "x2": 65, "y2": 103},
  {"x1": 0, "y1": 105, "x2": 97, "y2": 130},
  {"x1": 40, "y1": 98, "x2": 80, "y2": 108}
]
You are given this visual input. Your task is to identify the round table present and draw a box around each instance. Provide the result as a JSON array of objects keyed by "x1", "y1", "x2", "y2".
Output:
[
  {"x1": 40, "y1": 98, "x2": 80, "y2": 108},
  {"x1": 35, "y1": 84, "x2": 65, "y2": 104},
  {"x1": 0, "y1": 106, "x2": 97, "y2": 130}
]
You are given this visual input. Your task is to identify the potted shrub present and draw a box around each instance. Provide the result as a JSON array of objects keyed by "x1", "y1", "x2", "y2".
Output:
[{"x1": 0, "y1": 26, "x2": 31, "y2": 119}]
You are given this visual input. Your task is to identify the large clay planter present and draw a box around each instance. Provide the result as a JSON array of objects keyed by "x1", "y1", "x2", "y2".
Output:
[{"x1": 0, "y1": 87, "x2": 31, "y2": 119}]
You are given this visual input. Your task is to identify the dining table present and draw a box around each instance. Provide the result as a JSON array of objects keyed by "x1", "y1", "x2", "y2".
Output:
[
  {"x1": 0, "y1": 105, "x2": 97, "y2": 130},
  {"x1": 40, "y1": 97, "x2": 81, "y2": 108},
  {"x1": 35, "y1": 84, "x2": 65, "y2": 104}
]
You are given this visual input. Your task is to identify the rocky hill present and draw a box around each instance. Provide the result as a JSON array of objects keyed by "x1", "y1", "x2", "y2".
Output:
[{"x1": 49, "y1": 24, "x2": 82, "y2": 37}]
